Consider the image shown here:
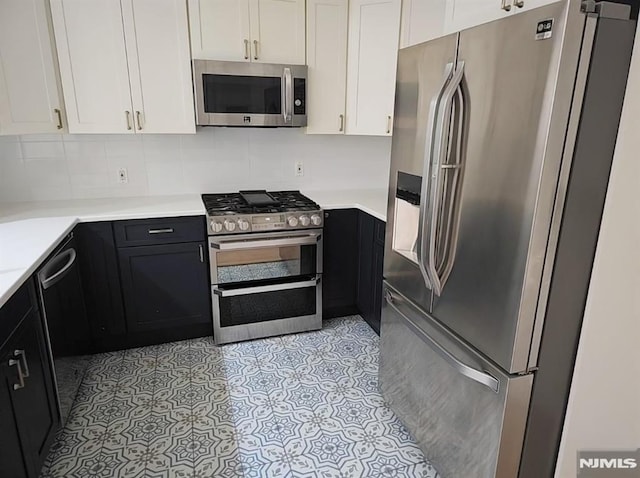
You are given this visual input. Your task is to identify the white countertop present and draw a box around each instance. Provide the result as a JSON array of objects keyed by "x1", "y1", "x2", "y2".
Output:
[{"x1": 0, "y1": 189, "x2": 388, "y2": 308}]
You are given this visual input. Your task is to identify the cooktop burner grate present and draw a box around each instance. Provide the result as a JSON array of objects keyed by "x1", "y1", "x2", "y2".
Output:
[{"x1": 202, "y1": 190, "x2": 320, "y2": 215}]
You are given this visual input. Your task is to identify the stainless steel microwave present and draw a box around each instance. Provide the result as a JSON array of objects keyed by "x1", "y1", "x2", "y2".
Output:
[{"x1": 193, "y1": 60, "x2": 307, "y2": 127}]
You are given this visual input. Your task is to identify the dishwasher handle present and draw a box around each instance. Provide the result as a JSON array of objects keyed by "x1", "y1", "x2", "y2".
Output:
[{"x1": 40, "y1": 249, "x2": 77, "y2": 290}]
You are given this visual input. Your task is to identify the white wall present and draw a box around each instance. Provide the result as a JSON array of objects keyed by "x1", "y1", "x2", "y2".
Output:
[
  {"x1": 0, "y1": 128, "x2": 392, "y2": 201},
  {"x1": 554, "y1": 23, "x2": 640, "y2": 478}
]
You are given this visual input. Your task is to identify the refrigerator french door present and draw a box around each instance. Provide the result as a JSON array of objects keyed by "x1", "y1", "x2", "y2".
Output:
[{"x1": 380, "y1": 1, "x2": 636, "y2": 477}]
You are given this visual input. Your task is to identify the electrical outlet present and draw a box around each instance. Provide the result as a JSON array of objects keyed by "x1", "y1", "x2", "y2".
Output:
[
  {"x1": 295, "y1": 161, "x2": 304, "y2": 177},
  {"x1": 117, "y1": 168, "x2": 128, "y2": 184}
]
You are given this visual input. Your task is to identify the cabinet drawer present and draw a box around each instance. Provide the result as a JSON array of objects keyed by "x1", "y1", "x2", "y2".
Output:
[
  {"x1": 114, "y1": 217, "x2": 205, "y2": 247},
  {"x1": 0, "y1": 281, "x2": 35, "y2": 349}
]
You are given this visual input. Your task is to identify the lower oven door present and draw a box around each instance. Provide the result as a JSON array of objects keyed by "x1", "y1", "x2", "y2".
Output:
[{"x1": 209, "y1": 230, "x2": 323, "y2": 344}]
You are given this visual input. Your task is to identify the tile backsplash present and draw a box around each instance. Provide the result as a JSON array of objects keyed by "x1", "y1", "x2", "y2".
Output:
[{"x1": 0, "y1": 128, "x2": 392, "y2": 202}]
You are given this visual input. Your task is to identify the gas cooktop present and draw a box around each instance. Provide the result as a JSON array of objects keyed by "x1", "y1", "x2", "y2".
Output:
[{"x1": 202, "y1": 190, "x2": 323, "y2": 235}]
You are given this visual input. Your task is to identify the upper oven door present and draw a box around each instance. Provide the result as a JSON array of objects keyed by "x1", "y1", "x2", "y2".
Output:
[
  {"x1": 209, "y1": 230, "x2": 322, "y2": 286},
  {"x1": 193, "y1": 60, "x2": 307, "y2": 127}
]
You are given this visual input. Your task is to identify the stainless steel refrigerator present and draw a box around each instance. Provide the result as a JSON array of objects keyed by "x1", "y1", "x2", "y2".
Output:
[{"x1": 379, "y1": 1, "x2": 636, "y2": 477}]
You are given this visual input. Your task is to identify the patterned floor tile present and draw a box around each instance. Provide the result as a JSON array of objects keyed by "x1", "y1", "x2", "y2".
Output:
[{"x1": 41, "y1": 316, "x2": 438, "y2": 478}]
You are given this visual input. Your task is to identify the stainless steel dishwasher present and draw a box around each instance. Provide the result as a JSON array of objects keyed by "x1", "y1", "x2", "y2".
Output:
[{"x1": 36, "y1": 233, "x2": 91, "y2": 426}]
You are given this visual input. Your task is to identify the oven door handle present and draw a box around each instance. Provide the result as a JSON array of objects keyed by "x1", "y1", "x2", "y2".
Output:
[
  {"x1": 210, "y1": 232, "x2": 321, "y2": 251},
  {"x1": 213, "y1": 276, "x2": 320, "y2": 297}
]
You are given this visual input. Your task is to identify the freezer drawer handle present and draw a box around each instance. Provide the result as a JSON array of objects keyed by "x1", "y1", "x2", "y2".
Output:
[
  {"x1": 40, "y1": 248, "x2": 77, "y2": 290},
  {"x1": 385, "y1": 290, "x2": 500, "y2": 393},
  {"x1": 214, "y1": 277, "x2": 319, "y2": 297}
]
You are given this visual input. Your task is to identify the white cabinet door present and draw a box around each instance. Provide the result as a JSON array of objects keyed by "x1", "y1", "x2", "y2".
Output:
[
  {"x1": 50, "y1": 0, "x2": 134, "y2": 134},
  {"x1": 122, "y1": 0, "x2": 195, "y2": 134},
  {"x1": 249, "y1": 0, "x2": 306, "y2": 64},
  {"x1": 512, "y1": 0, "x2": 560, "y2": 14},
  {"x1": 306, "y1": 0, "x2": 348, "y2": 134},
  {"x1": 0, "y1": 0, "x2": 64, "y2": 135},
  {"x1": 345, "y1": 0, "x2": 401, "y2": 136},
  {"x1": 445, "y1": 0, "x2": 511, "y2": 33},
  {"x1": 188, "y1": 0, "x2": 251, "y2": 61},
  {"x1": 400, "y1": 0, "x2": 447, "y2": 48}
]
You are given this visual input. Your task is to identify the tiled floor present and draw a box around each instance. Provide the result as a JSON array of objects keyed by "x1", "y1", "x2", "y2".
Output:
[{"x1": 40, "y1": 316, "x2": 440, "y2": 478}]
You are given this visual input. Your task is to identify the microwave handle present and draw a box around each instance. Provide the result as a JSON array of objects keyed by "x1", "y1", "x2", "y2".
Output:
[{"x1": 283, "y1": 67, "x2": 292, "y2": 123}]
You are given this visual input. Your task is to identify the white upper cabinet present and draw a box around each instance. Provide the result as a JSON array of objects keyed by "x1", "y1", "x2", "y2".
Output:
[
  {"x1": 445, "y1": 0, "x2": 561, "y2": 35},
  {"x1": 51, "y1": 0, "x2": 195, "y2": 134},
  {"x1": 306, "y1": 0, "x2": 348, "y2": 134},
  {"x1": 189, "y1": 0, "x2": 306, "y2": 65},
  {"x1": 345, "y1": 0, "x2": 401, "y2": 136},
  {"x1": 122, "y1": 0, "x2": 195, "y2": 134},
  {"x1": 400, "y1": 0, "x2": 447, "y2": 48},
  {"x1": 188, "y1": 0, "x2": 251, "y2": 61},
  {"x1": 250, "y1": 0, "x2": 306, "y2": 64},
  {"x1": 0, "y1": 0, "x2": 64, "y2": 135}
]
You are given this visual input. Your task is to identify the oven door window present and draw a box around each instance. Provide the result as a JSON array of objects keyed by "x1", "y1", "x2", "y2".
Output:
[
  {"x1": 217, "y1": 284, "x2": 316, "y2": 327},
  {"x1": 203, "y1": 74, "x2": 282, "y2": 114},
  {"x1": 215, "y1": 245, "x2": 316, "y2": 285}
]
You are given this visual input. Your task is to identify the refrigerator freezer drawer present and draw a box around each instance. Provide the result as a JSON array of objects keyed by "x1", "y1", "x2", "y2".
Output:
[{"x1": 379, "y1": 284, "x2": 533, "y2": 478}]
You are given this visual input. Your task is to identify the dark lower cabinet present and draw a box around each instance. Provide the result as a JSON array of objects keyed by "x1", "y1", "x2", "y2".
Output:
[
  {"x1": 322, "y1": 209, "x2": 359, "y2": 318},
  {"x1": 357, "y1": 212, "x2": 385, "y2": 335},
  {"x1": 76, "y1": 222, "x2": 127, "y2": 341},
  {"x1": 0, "y1": 282, "x2": 58, "y2": 478},
  {"x1": 118, "y1": 242, "x2": 211, "y2": 334}
]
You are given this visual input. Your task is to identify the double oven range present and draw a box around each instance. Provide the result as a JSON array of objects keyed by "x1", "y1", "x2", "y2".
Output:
[{"x1": 202, "y1": 191, "x2": 323, "y2": 345}]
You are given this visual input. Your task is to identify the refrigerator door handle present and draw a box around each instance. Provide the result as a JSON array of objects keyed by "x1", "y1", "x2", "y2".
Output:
[
  {"x1": 385, "y1": 289, "x2": 500, "y2": 393},
  {"x1": 418, "y1": 62, "x2": 455, "y2": 291},
  {"x1": 427, "y1": 61, "x2": 466, "y2": 296}
]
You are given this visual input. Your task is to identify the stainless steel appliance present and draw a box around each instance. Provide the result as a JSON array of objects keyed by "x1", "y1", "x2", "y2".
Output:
[
  {"x1": 380, "y1": 1, "x2": 637, "y2": 477},
  {"x1": 203, "y1": 191, "x2": 323, "y2": 344},
  {"x1": 193, "y1": 60, "x2": 307, "y2": 127},
  {"x1": 36, "y1": 233, "x2": 91, "y2": 426}
]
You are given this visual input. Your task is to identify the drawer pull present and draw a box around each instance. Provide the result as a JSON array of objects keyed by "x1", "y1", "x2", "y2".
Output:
[
  {"x1": 148, "y1": 228, "x2": 174, "y2": 234},
  {"x1": 13, "y1": 350, "x2": 29, "y2": 378},
  {"x1": 8, "y1": 359, "x2": 25, "y2": 390},
  {"x1": 199, "y1": 244, "x2": 204, "y2": 263}
]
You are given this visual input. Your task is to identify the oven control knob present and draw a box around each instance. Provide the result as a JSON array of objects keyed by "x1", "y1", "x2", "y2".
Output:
[
  {"x1": 311, "y1": 214, "x2": 322, "y2": 226},
  {"x1": 299, "y1": 215, "x2": 310, "y2": 227},
  {"x1": 238, "y1": 219, "x2": 250, "y2": 231},
  {"x1": 287, "y1": 216, "x2": 299, "y2": 227},
  {"x1": 210, "y1": 220, "x2": 223, "y2": 233},
  {"x1": 224, "y1": 220, "x2": 237, "y2": 232}
]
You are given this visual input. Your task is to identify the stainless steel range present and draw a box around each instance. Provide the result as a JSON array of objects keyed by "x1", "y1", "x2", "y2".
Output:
[{"x1": 202, "y1": 190, "x2": 323, "y2": 345}]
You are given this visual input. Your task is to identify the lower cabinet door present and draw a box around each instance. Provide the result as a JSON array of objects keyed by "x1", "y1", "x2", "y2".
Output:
[
  {"x1": 0, "y1": 358, "x2": 30, "y2": 478},
  {"x1": 119, "y1": 242, "x2": 211, "y2": 332},
  {"x1": 5, "y1": 309, "x2": 59, "y2": 478}
]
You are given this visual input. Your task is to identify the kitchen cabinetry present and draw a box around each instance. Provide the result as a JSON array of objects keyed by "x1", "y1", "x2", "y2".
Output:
[
  {"x1": 322, "y1": 209, "x2": 359, "y2": 318},
  {"x1": 400, "y1": 0, "x2": 446, "y2": 48},
  {"x1": 50, "y1": 0, "x2": 195, "y2": 134},
  {"x1": 345, "y1": 0, "x2": 401, "y2": 136},
  {"x1": 306, "y1": 0, "x2": 401, "y2": 136},
  {"x1": 306, "y1": 0, "x2": 348, "y2": 134},
  {"x1": 0, "y1": 282, "x2": 58, "y2": 478},
  {"x1": 189, "y1": 0, "x2": 306, "y2": 64},
  {"x1": 357, "y1": 211, "x2": 385, "y2": 335},
  {"x1": 0, "y1": 0, "x2": 65, "y2": 135},
  {"x1": 115, "y1": 217, "x2": 211, "y2": 337}
]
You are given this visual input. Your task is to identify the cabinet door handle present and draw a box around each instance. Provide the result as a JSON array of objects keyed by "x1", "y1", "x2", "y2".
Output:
[
  {"x1": 148, "y1": 228, "x2": 174, "y2": 234},
  {"x1": 13, "y1": 350, "x2": 29, "y2": 378},
  {"x1": 339, "y1": 114, "x2": 344, "y2": 132},
  {"x1": 514, "y1": 0, "x2": 524, "y2": 7},
  {"x1": 501, "y1": 0, "x2": 512, "y2": 11},
  {"x1": 199, "y1": 244, "x2": 204, "y2": 263},
  {"x1": 125, "y1": 111, "x2": 132, "y2": 130},
  {"x1": 386, "y1": 115, "x2": 392, "y2": 134},
  {"x1": 135, "y1": 111, "x2": 143, "y2": 131},
  {"x1": 244, "y1": 39, "x2": 249, "y2": 59},
  {"x1": 8, "y1": 359, "x2": 25, "y2": 390},
  {"x1": 253, "y1": 40, "x2": 259, "y2": 60},
  {"x1": 54, "y1": 108, "x2": 63, "y2": 130}
]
